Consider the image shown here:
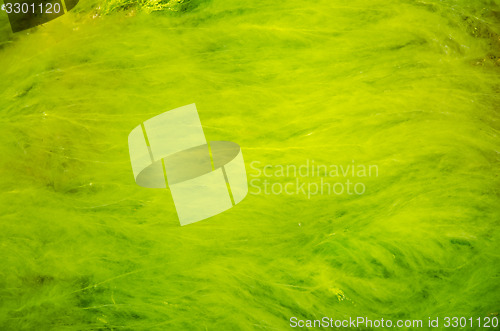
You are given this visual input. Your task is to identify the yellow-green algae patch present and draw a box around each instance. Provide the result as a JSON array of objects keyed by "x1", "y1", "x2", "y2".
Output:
[{"x1": 0, "y1": 0, "x2": 499, "y2": 329}]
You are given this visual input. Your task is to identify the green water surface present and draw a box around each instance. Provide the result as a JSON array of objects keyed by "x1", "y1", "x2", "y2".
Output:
[{"x1": 0, "y1": 0, "x2": 499, "y2": 329}]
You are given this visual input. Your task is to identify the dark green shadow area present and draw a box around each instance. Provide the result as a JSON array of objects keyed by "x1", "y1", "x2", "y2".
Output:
[{"x1": 4, "y1": 0, "x2": 78, "y2": 32}]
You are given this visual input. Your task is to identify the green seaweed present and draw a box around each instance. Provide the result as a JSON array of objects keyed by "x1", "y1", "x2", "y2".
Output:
[{"x1": 0, "y1": 0, "x2": 499, "y2": 329}]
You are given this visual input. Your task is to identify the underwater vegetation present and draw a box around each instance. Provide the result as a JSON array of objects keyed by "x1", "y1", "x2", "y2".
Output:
[{"x1": 0, "y1": 0, "x2": 499, "y2": 329}]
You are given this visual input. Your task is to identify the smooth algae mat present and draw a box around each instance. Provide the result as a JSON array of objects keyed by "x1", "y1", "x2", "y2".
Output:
[{"x1": 0, "y1": 0, "x2": 499, "y2": 330}]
